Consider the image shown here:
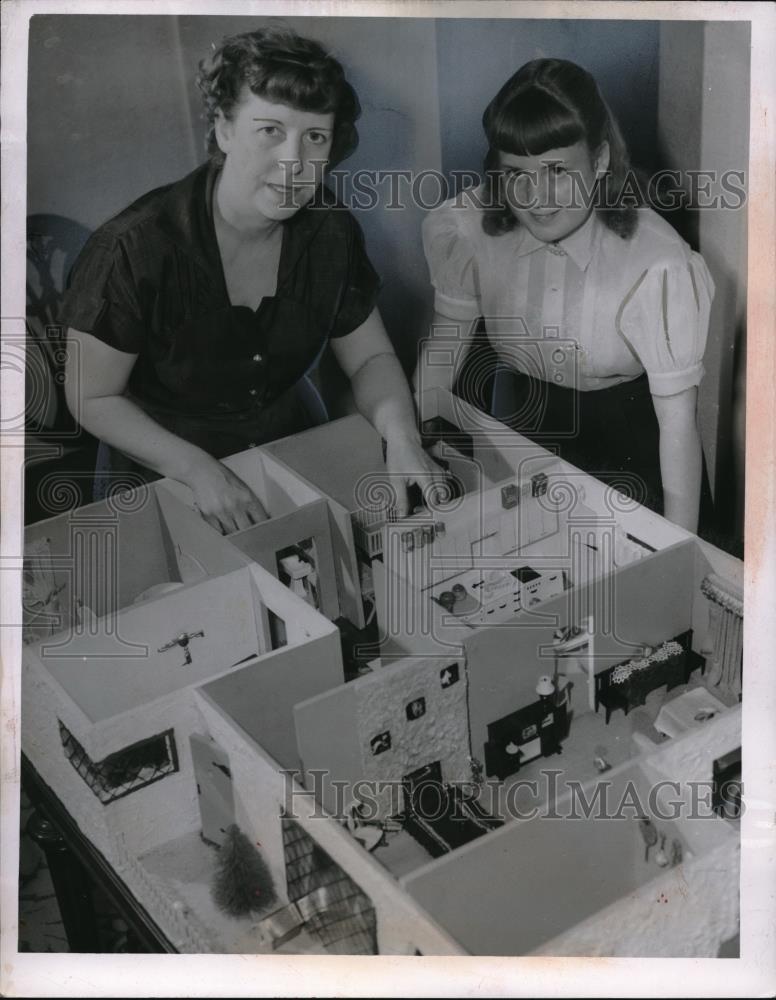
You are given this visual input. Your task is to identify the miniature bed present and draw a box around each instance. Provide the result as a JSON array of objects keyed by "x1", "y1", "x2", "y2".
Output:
[{"x1": 21, "y1": 389, "x2": 744, "y2": 957}]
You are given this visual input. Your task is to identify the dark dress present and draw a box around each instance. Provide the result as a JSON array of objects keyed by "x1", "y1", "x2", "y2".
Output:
[{"x1": 58, "y1": 160, "x2": 381, "y2": 486}]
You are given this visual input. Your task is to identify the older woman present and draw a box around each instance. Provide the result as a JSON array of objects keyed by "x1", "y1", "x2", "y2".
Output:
[{"x1": 62, "y1": 27, "x2": 442, "y2": 533}]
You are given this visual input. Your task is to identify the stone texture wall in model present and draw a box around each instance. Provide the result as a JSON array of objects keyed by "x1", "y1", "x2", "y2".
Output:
[{"x1": 354, "y1": 657, "x2": 471, "y2": 819}]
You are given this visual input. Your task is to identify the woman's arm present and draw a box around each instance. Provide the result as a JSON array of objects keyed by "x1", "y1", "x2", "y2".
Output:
[
  {"x1": 652, "y1": 386, "x2": 702, "y2": 533},
  {"x1": 330, "y1": 309, "x2": 448, "y2": 517},
  {"x1": 65, "y1": 329, "x2": 267, "y2": 533}
]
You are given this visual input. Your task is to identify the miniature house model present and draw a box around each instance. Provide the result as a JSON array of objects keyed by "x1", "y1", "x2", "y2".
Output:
[{"x1": 22, "y1": 390, "x2": 744, "y2": 956}]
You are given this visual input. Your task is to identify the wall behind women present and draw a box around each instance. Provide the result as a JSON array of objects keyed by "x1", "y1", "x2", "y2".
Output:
[
  {"x1": 26, "y1": 14, "x2": 442, "y2": 372},
  {"x1": 657, "y1": 21, "x2": 749, "y2": 552},
  {"x1": 27, "y1": 16, "x2": 199, "y2": 231},
  {"x1": 435, "y1": 18, "x2": 661, "y2": 182}
]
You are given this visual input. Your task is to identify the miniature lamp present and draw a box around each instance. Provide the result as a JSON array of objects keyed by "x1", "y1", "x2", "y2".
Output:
[{"x1": 536, "y1": 675, "x2": 555, "y2": 709}]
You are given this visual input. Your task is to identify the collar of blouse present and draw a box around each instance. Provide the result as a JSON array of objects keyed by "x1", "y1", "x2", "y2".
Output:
[{"x1": 513, "y1": 209, "x2": 601, "y2": 271}]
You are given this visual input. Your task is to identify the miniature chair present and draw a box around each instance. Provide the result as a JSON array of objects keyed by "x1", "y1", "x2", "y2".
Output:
[{"x1": 26, "y1": 214, "x2": 92, "y2": 429}]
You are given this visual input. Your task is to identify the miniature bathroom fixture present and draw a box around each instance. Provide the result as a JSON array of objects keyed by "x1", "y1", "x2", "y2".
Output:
[
  {"x1": 278, "y1": 553, "x2": 317, "y2": 607},
  {"x1": 654, "y1": 687, "x2": 728, "y2": 739}
]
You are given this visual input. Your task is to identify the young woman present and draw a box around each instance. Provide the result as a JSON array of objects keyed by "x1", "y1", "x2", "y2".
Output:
[
  {"x1": 417, "y1": 58, "x2": 714, "y2": 531},
  {"x1": 62, "y1": 27, "x2": 442, "y2": 534}
]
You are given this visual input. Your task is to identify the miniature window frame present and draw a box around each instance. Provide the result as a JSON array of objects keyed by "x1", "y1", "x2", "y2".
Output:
[{"x1": 58, "y1": 721, "x2": 179, "y2": 805}]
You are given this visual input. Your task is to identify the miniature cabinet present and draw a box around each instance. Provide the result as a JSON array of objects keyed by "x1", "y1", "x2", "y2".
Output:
[
  {"x1": 484, "y1": 698, "x2": 568, "y2": 780},
  {"x1": 594, "y1": 629, "x2": 707, "y2": 723},
  {"x1": 21, "y1": 389, "x2": 744, "y2": 958}
]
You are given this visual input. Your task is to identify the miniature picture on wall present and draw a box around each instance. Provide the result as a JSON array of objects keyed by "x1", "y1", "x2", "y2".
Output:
[
  {"x1": 406, "y1": 698, "x2": 426, "y2": 721},
  {"x1": 370, "y1": 732, "x2": 391, "y2": 755},
  {"x1": 440, "y1": 664, "x2": 459, "y2": 688},
  {"x1": 500, "y1": 483, "x2": 520, "y2": 509}
]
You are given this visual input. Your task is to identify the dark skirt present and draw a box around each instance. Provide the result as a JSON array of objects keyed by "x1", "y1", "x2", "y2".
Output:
[
  {"x1": 490, "y1": 369, "x2": 665, "y2": 514},
  {"x1": 488, "y1": 367, "x2": 716, "y2": 528}
]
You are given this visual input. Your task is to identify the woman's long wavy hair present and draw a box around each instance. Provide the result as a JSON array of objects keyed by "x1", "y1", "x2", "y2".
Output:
[
  {"x1": 196, "y1": 26, "x2": 361, "y2": 168},
  {"x1": 481, "y1": 59, "x2": 641, "y2": 238}
]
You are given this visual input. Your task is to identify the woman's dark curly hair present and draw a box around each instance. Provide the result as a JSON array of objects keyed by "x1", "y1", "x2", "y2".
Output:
[
  {"x1": 481, "y1": 58, "x2": 641, "y2": 239},
  {"x1": 196, "y1": 26, "x2": 360, "y2": 167}
]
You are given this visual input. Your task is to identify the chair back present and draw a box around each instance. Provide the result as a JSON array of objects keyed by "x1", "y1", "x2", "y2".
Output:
[{"x1": 26, "y1": 214, "x2": 92, "y2": 432}]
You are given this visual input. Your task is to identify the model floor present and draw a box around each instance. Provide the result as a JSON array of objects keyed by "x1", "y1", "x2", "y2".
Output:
[{"x1": 373, "y1": 675, "x2": 739, "y2": 880}]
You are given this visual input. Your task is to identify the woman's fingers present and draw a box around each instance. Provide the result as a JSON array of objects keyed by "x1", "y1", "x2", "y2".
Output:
[
  {"x1": 385, "y1": 436, "x2": 454, "y2": 517},
  {"x1": 417, "y1": 471, "x2": 452, "y2": 506},
  {"x1": 246, "y1": 498, "x2": 270, "y2": 524},
  {"x1": 190, "y1": 461, "x2": 270, "y2": 534},
  {"x1": 201, "y1": 510, "x2": 227, "y2": 534},
  {"x1": 228, "y1": 498, "x2": 268, "y2": 533},
  {"x1": 393, "y1": 488, "x2": 411, "y2": 520},
  {"x1": 411, "y1": 447, "x2": 453, "y2": 504},
  {"x1": 214, "y1": 496, "x2": 268, "y2": 535}
]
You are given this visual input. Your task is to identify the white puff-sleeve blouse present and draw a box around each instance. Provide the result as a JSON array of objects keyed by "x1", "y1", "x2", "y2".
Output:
[{"x1": 422, "y1": 192, "x2": 714, "y2": 396}]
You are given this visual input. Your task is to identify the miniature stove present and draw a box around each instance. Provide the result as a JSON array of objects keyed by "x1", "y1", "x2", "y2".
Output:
[{"x1": 431, "y1": 564, "x2": 566, "y2": 626}]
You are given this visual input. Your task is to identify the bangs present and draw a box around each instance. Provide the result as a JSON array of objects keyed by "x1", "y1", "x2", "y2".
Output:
[
  {"x1": 250, "y1": 65, "x2": 340, "y2": 115},
  {"x1": 488, "y1": 89, "x2": 585, "y2": 156}
]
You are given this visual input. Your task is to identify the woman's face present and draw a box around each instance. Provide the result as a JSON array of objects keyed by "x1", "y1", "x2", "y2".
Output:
[
  {"x1": 215, "y1": 87, "x2": 334, "y2": 224},
  {"x1": 498, "y1": 139, "x2": 609, "y2": 243}
]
